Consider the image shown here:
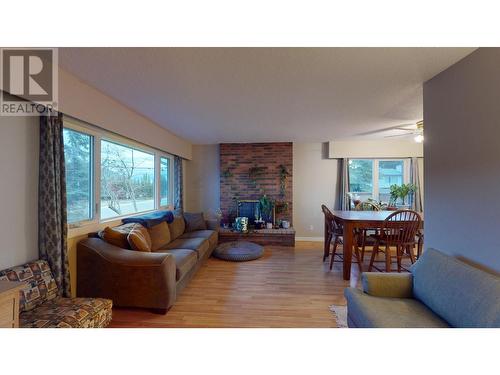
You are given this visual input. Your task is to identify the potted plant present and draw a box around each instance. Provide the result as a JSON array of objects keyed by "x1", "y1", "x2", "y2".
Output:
[
  {"x1": 259, "y1": 194, "x2": 274, "y2": 225},
  {"x1": 389, "y1": 183, "x2": 417, "y2": 208}
]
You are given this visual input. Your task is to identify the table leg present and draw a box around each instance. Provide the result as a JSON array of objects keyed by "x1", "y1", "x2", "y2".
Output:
[{"x1": 343, "y1": 221, "x2": 354, "y2": 280}]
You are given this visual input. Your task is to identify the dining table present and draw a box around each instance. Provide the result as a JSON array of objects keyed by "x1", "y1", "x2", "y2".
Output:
[{"x1": 327, "y1": 210, "x2": 424, "y2": 280}]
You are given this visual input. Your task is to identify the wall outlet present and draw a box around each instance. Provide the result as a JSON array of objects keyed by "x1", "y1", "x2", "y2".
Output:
[{"x1": 309, "y1": 225, "x2": 314, "y2": 231}]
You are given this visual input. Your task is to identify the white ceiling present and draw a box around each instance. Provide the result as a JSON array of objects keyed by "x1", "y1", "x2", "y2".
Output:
[{"x1": 59, "y1": 48, "x2": 475, "y2": 144}]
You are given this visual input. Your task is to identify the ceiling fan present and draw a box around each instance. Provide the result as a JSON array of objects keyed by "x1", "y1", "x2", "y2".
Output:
[
  {"x1": 383, "y1": 120, "x2": 424, "y2": 142},
  {"x1": 357, "y1": 120, "x2": 424, "y2": 143}
]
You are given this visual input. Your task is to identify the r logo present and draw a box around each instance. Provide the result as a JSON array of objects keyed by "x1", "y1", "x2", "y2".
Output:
[
  {"x1": 1, "y1": 48, "x2": 58, "y2": 115},
  {"x1": 2, "y1": 49, "x2": 54, "y2": 101}
]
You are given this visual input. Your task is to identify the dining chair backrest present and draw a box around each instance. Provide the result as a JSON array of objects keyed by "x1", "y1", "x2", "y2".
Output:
[
  {"x1": 382, "y1": 209, "x2": 422, "y2": 245},
  {"x1": 355, "y1": 201, "x2": 380, "y2": 211},
  {"x1": 321, "y1": 204, "x2": 342, "y2": 232}
]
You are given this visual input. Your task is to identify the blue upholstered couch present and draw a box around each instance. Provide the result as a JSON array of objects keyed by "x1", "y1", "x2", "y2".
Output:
[{"x1": 344, "y1": 248, "x2": 500, "y2": 328}]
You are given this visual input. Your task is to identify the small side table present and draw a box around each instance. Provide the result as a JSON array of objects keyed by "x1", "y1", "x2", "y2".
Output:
[{"x1": 0, "y1": 281, "x2": 25, "y2": 328}]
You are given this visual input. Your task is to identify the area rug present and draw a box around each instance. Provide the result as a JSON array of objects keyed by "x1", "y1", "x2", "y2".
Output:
[{"x1": 329, "y1": 305, "x2": 348, "y2": 328}]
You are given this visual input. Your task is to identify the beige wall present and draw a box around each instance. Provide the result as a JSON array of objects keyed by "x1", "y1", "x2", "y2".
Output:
[
  {"x1": 58, "y1": 68, "x2": 192, "y2": 159},
  {"x1": 424, "y1": 48, "x2": 500, "y2": 273},
  {"x1": 293, "y1": 143, "x2": 339, "y2": 239},
  {"x1": 0, "y1": 112, "x2": 39, "y2": 269},
  {"x1": 329, "y1": 139, "x2": 423, "y2": 158},
  {"x1": 184, "y1": 144, "x2": 220, "y2": 216},
  {"x1": 293, "y1": 142, "x2": 424, "y2": 239},
  {"x1": 0, "y1": 78, "x2": 194, "y2": 294},
  {"x1": 183, "y1": 141, "x2": 424, "y2": 240}
]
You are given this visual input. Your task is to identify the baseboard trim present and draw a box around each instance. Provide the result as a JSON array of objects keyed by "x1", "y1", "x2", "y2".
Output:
[{"x1": 296, "y1": 236, "x2": 324, "y2": 242}]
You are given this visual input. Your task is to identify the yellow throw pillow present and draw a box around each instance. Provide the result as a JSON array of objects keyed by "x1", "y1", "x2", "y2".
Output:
[
  {"x1": 127, "y1": 224, "x2": 152, "y2": 252},
  {"x1": 148, "y1": 221, "x2": 171, "y2": 251}
]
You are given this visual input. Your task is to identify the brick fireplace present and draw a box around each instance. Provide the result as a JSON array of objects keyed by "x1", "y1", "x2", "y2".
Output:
[{"x1": 220, "y1": 142, "x2": 293, "y2": 226}]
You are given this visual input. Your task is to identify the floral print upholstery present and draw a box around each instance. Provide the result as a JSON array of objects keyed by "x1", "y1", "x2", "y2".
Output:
[
  {"x1": 20, "y1": 298, "x2": 113, "y2": 328},
  {"x1": 0, "y1": 260, "x2": 58, "y2": 312},
  {"x1": 0, "y1": 260, "x2": 112, "y2": 328}
]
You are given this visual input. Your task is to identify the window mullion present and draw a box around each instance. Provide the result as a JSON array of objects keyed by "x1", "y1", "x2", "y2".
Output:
[
  {"x1": 373, "y1": 159, "x2": 379, "y2": 201},
  {"x1": 155, "y1": 153, "x2": 160, "y2": 209},
  {"x1": 94, "y1": 135, "x2": 101, "y2": 221}
]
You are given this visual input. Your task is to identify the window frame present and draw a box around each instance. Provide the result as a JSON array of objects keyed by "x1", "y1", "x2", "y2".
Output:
[
  {"x1": 158, "y1": 155, "x2": 173, "y2": 209},
  {"x1": 63, "y1": 127, "x2": 95, "y2": 227},
  {"x1": 348, "y1": 158, "x2": 410, "y2": 202},
  {"x1": 63, "y1": 116, "x2": 175, "y2": 234}
]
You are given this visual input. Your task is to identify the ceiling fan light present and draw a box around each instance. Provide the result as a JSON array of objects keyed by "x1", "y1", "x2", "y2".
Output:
[{"x1": 414, "y1": 134, "x2": 424, "y2": 143}]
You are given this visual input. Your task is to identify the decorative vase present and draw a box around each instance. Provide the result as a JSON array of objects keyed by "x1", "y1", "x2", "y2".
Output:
[
  {"x1": 281, "y1": 220, "x2": 290, "y2": 229},
  {"x1": 266, "y1": 222, "x2": 273, "y2": 229},
  {"x1": 235, "y1": 217, "x2": 249, "y2": 232}
]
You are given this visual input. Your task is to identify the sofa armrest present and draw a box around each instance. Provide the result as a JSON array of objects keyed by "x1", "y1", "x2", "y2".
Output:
[
  {"x1": 361, "y1": 272, "x2": 413, "y2": 298},
  {"x1": 205, "y1": 219, "x2": 220, "y2": 232},
  {"x1": 77, "y1": 238, "x2": 177, "y2": 310}
]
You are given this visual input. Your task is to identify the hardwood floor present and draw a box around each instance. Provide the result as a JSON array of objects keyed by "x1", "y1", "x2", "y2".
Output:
[{"x1": 109, "y1": 241, "x2": 405, "y2": 328}]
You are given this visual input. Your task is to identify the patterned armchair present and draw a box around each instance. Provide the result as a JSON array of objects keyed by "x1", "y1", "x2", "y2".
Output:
[{"x1": 0, "y1": 260, "x2": 112, "y2": 328}]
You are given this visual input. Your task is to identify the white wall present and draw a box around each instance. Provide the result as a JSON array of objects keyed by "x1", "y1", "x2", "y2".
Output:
[
  {"x1": 184, "y1": 144, "x2": 220, "y2": 216},
  {"x1": 424, "y1": 48, "x2": 500, "y2": 273},
  {"x1": 0, "y1": 112, "x2": 39, "y2": 269}
]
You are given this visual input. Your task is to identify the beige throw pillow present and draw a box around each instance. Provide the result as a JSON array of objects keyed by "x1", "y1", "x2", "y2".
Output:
[
  {"x1": 148, "y1": 221, "x2": 171, "y2": 251},
  {"x1": 127, "y1": 224, "x2": 152, "y2": 252}
]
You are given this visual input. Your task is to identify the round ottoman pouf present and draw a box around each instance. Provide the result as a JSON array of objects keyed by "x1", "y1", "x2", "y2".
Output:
[{"x1": 213, "y1": 241, "x2": 264, "y2": 262}]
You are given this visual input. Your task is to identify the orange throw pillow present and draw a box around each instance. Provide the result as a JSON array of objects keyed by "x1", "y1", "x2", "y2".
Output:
[
  {"x1": 99, "y1": 224, "x2": 135, "y2": 249},
  {"x1": 127, "y1": 224, "x2": 152, "y2": 252}
]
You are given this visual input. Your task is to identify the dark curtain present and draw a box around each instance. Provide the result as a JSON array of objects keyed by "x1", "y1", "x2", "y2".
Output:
[
  {"x1": 337, "y1": 158, "x2": 350, "y2": 210},
  {"x1": 410, "y1": 157, "x2": 423, "y2": 212},
  {"x1": 39, "y1": 112, "x2": 71, "y2": 297},
  {"x1": 174, "y1": 155, "x2": 184, "y2": 211}
]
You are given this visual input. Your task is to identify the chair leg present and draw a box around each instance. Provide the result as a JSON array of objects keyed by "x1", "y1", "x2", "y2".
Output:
[
  {"x1": 396, "y1": 245, "x2": 403, "y2": 273},
  {"x1": 385, "y1": 244, "x2": 391, "y2": 272},
  {"x1": 354, "y1": 244, "x2": 363, "y2": 273},
  {"x1": 323, "y1": 233, "x2": 332, "y2": 261},
  {"x1": 408, "y1": 244, "x2": 416, "y2": 264},
  {"x1": 329, "y1": 235, "x2": 339, "y2": 270},
  {"x1": 368, "y1": 240, "x2": 379, "y2": 271},
  {"x1": 360, "y1": 230, "x2": 366, "y2": 261},
  {"x1": 417, "y1": 234, "x2": 424, "y2": 259}
]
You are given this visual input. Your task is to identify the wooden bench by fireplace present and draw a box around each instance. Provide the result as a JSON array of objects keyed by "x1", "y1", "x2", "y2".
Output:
[{"x1": 218, "y1": 228, "x2": 295, "y2": 247}]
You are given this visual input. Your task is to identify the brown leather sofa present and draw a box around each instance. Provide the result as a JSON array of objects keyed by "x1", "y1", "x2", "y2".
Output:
[{"x1": 77, "y1": 215, "x2": 219, "y2": 313}]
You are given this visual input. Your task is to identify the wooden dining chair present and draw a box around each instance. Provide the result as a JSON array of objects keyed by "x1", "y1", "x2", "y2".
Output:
[
  {"x1": 368, "y1": 209, "x2": 422, "y2": 272},
  {"x1": 354, "y1": 200, "x2": 380, "y2": 261},
  {"x1": 321, "y1": 205, "x2": 363, "y2": 272}
]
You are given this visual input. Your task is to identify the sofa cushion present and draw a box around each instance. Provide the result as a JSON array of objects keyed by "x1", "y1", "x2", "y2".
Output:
[
  {"x1": 0, "y1": 260, "x2": 58, "y2": 312},
  {"x1": 127, "y1": 224, "x2": 152, "y2": 252},
  {"x1": 148, "y1": 221, "x2": 172, "y2": 251},
  {"x1": 98, "y1": 223, "x2": 136, "y2": 249},
  {"x1": 20, "y1": 297, "x2": 113, "y2": 328},
  {"x1": 164, "y1": 237, "x2": 210, "y2": 259},
  {"x1": 155, "y1": 249, "x2": 197, "y2": 281},
  {"x1": 344, "y1": 288, "x2": 450, "y2": 328},
  {"x1": 168, "y1": 215, "x2": 186, "y2": 240},
  {"x1": 180, "y1": 230, "x2": 218, "y2": 249},
  {"x1": 411, "y1": 248, "x2": 500, "y2": 328},
  {"x1": 183, "y1": 212, "x2": 207, "y2": 232}
]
